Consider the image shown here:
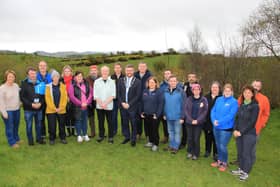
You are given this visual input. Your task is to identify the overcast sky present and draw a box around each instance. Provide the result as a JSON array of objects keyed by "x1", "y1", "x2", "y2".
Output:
[{"x1": 0, "y1": 0, "x2": 263, "y2": 53}]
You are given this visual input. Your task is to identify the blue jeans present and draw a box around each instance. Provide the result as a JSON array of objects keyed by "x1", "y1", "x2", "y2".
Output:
[
  {"x1": 167, "y1": 120, "x2": 182, "y2": 150},
  {"x1": 24, "y1": 110, "x2": 42, "y2": 143},
  {"x1": 2, "y1": 110, "x2": 20, "y2": 146},
  {"x1": 75, "y1": 110, "x2": 88, "y2": 136},
  {"x1": 112, "y1": 100, "x2": 119, "y2": 136},
  {"x1": 213, "y1": 128, "x2": 232, "y2": 163}
]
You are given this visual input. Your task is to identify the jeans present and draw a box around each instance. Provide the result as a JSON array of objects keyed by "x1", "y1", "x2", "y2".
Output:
[
  {"x1": 236, "y1": 134, "x2": 256, "y2": 173},
  {"x1": 2, "y1": 110, "x2": 20, "y2": 146},
  {"x1": 111, "y1": 100, "x2": 119, "y2": 136},
  {"x1": 120, "y1": 109, "x2": 137, "y2": 141},
  {"x1": 167, "y1": 120, "x2": 182, "y2": 150},
  {"x1": 75, "y1": 110, "x2": 88, "y2": 136},
  {"x1": 24, "y1": 110, "x2": 43, "y2": 143},
  {"x1": 161, "y1": 117, "x2": 169, "y2": 138},
  {"x1": 213, "y1": 128, "x2": 232, "y2": 163}
]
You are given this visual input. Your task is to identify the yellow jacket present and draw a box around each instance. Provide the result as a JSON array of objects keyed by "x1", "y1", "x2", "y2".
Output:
[{"x1": 45, "y1": 83, "x2": 68, "y2": 114}]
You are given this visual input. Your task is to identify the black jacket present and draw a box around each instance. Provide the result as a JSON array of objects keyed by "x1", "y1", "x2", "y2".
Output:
[
  {"x1": 203, "y1": 92, "x2": 222, "y2": 131},
  {"x1": 118, "y1": 76, "x2": 141, "y2": 112},
  {"x1": 234, "y1": 100, "x2": 259, "y2": 135},
  {"x1": 111, "y1": 73, "x2": 125, "y2": 101},
  {"x1": 134, "y1": 70, "x2": 152, "y2": 93},
  {"x1": 20, "y1": 79, "x2": 45, "y2": 111}
]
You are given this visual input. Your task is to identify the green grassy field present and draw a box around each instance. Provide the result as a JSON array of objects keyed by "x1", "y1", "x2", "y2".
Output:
[{"x1": 0, "y1": 109, "x2": 279, "y2": 187}]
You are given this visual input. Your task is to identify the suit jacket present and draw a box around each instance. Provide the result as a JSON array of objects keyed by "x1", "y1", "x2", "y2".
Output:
[{"x1": 118, "y1": 76, "x2": 141, "y2": 112}]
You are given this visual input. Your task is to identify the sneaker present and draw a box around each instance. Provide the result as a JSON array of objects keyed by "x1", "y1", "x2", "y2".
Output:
[
  {"x1": 151, "y1": 145, "x2": 158, "y2": 152},
  {"x1": 187, "y1": 153, "x2": 192, "y2": 159},
  {"x1": 211, "y1": 160, "x2": 221, "y2": 168},
  {"x1": 231, "y1": 168, "x2": 243, "y2": 176},
  {"x1": 108, "y1": 138, "x2": 114, "y2": 144},
  {"x1": 192, "y1": 155, "x2": 198, "y2": 160},
  {"x1": 97, "y1": 137, "x2": 104, "y2": 143},
  {"x1": 204, "y1": 152, "x2": 210, "y2": 158},
  {"x1": 37, "y1": 139, "x2": 46, "y2": 145},
  {"x1": 49, "y1": 140, "x2": 55, "y2": 145},
  {"x1": 170, "y1": 149, "x2": 178, "y2": 154},
  {"x1": 83, "y1": 135, "x2": 90, "y2": 142},
  {"x1": 77, "y1": 136, "x2": 83, "y2": 143},
  {"x1": 218, "y1": 163, "x2": 227, "y2": 172},
  {"x1": 61, "y1": 139, "x2": 68, "y2": 144},
  {"x1": 144, "y1": 142, "x2": 153, "y2": 148},
  {"x1": 239, "y1": 172, "x2": 249, "y2": 181}
]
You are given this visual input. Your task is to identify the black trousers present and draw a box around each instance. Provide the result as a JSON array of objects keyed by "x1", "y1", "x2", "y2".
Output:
[
  {"x1": 41, "y1": 103, "x2": 47, "y2": 137},
  {"x1": 65, "y1": 102, "x2": 75, "y2": 129},
  {"x1": 161, "y1": 117, "x2": 169, "y2": 138},
  {"x1": 186, "y1": 125, "x2": 202, "y2": 157},
  {"x1": 181, "y1": 123, "x2": 187, "y2": 146},
  {"x1": 47, "y1": 113, "x2": 66, "y2": 141},
  {"x1": 204, "y1": 129, "x2": 217, "y2": 156},
  {"x1": 236, "y1": 134, "x2": 256, "y2": 173},
  {"x1": 88, "y1": 108, "x2": 96, "y2": 136},
  {"x1": 96, "y1": 109, "x2": 113, "y2": 138},
  {"x1": 137, "y1": 117, "x2": 149, "y2": 137},
  {"x1": 144, "y1": 115, "x2": 160, "y2": 146}
]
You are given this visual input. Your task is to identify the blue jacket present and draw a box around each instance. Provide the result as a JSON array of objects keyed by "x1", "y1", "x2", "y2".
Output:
[
  {"x1": 36, "y1": 72, "x2": 52, "y2": 95},
  {"x1": 163, "y1": 85, "x2": 186, "y2": 120},
  {"x1": 211, "y1": 96, "x2": 238, "y2": 130},
  {"x1": 141, "y1": 88, "x2": 163, "y2": 118},
  {"x1": 159, "y1": 80, "x2": 169, "y2": 93}
]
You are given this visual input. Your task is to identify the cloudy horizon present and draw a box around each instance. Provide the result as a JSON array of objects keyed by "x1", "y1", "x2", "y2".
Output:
[{"x1": 0, "y1": 0, "x2": 263, "y2": 53}]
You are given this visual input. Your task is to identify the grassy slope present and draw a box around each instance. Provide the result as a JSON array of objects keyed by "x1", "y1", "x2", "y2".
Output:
[
  {"x1": 0, "y1": 54, "x2": 279, "y2": 186},
  {"x1": 0, "y1": 109, "x2": 279, "y2": 187}
]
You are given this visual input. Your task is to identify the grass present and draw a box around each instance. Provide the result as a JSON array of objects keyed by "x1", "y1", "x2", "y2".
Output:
[{"x1": 0, "y1": 109, "x2": 279, "y2": 187}]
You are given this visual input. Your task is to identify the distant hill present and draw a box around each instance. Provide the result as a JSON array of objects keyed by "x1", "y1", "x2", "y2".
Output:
[{"x1": 33, "y1": 51, "x2": 102, "y2": 58}]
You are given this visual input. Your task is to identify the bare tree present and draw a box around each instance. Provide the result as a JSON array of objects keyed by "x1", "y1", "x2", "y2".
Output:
[
  {"x1": 242, "y1": 0, "x2": 280, "y2": 61},
  {"x1": 188, "y1": 25, "x2": 208, "y2": 54}
]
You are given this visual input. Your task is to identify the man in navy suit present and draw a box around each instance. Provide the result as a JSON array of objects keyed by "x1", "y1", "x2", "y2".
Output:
[{"x1": 118, "y1": 64, "x2": 141, "y2": 147}]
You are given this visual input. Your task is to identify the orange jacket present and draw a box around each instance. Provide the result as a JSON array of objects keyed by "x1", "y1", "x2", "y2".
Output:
[{"x1": 237, "y1": 92, "x2": 270, "y2": 135}]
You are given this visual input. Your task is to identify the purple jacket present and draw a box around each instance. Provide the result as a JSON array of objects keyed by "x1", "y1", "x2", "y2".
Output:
[{"x1": 185, "y1": 96, "x2": 208, "y2": 125}]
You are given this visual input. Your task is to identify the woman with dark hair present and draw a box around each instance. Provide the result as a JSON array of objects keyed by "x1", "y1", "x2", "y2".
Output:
[
  {"x1": 68, "y1": 71, "x2": 93, "y2": 143},
  {"x1": 185, "y1": 84, "x2": 208, "y2": 160},
  {"x1": 0, "y1": 70, "x2": 21, "y2": 148},
  {"x1": 203, "y1": 81, "x2": 222, "y2": 160},
  {"x1": 231, "y1": 85, "x2": 259, "y2": 181},
  {"x1": 141, "y1": 76, "x2": 163, "y2": 151}
]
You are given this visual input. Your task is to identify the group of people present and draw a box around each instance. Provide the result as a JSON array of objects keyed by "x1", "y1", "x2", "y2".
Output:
[{"x1": 0, "y1": 61, "x2": 270, "y2": 181}]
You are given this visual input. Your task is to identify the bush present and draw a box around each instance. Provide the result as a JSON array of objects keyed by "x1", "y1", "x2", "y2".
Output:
[
  {"x1": 153, "y1": 61, "x2": 166, "y2": 73},
  {"x1": 118, "y1": 57, "x2": 128, "y2": 62},
  {"x1": 104, "y1": 58, "x2": 117, "y2": 64},
  {"x1": 128, "y1": 55, "x2": 144, "y2": 60}
]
